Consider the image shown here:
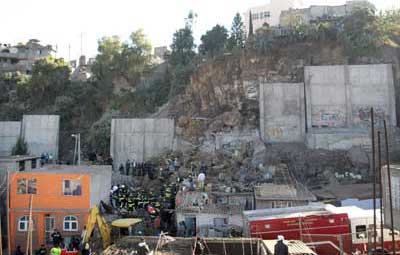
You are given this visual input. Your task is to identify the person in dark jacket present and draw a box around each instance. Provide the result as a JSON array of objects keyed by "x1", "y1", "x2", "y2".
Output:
[
  {"x1": 37, "y1": 245, "x2": 47, "y2": 255},
  {"x1": 274, "y1": 235, "x2": 288, "y2": 255},
  {"x1": 51, "y1": 229, "x2": 62, "y2": 246},
  {"x1": 16, "y1": 246, "x2": 24, "y2": 255}
]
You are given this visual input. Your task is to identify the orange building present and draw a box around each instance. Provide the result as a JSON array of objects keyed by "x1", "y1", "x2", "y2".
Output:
[{"x1": 7, "y1": 165, "x2": 111, "y2": 253}]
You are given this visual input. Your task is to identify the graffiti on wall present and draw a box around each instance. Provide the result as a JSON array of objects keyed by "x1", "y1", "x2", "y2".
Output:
[
  {"x1": 222, "y1": 140, "x2": 255, "y2": 158},
  {"x1": 312, "y1": 111, "x2": 345, "y2": 128},
  {"x1": 267, "y1": 127, "x2": 284, "y2": 140},
  {"x1": 352, "y1": 107, "x2": 386, "y2": 127}
]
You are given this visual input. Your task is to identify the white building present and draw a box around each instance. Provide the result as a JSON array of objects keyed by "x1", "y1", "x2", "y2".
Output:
[{"x1": 244, "y1": 0, "x2": 298, "y2": 34}]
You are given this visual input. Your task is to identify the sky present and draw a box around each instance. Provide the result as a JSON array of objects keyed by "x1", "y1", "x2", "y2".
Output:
[{"x1": 1, "y1": 0, "x2": 398, "y2": 61}]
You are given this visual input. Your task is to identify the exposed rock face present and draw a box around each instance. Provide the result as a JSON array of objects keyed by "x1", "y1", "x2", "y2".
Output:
[{"x1": 153, "y1": 42, "x2": 400, "y2": 190}]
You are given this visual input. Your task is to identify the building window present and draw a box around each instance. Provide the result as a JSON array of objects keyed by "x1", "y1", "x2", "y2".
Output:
[
  {"x1": 18, "y1": 216, "x2": 32, "y2": 232},
  {"x1": 63, "y1": 179, "x2": 82, "y2": 196},
  {"x1": 19, "y1": 161, "x2": 25, "y2": 171},
  {"x1": 64, "y1": 216, "x2": 78, "y2": 231},
  {"x1": 356, "y1": 225, "x2": 367, "y2": 239},
  {"x1": 264, "y1": 11, "x2": 270, "y2": 18},
  {"x1": 214, "y1": 218, "x2": 227, "y2": 228},
  {"x1": 17, "y1": 178, "x2": 37, "y2": 194},
  {"x1": 31, "y1": 159, "x2": 37, "y2": 169}
]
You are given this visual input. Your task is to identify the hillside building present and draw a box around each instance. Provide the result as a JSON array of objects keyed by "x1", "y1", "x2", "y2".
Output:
[
  {"x1": 244, "y1": 0, "x2": 298, "y2": 34},
  {"x1": 0, "y1": 39, "x2": 54, "y2": 74},
  {"x1": 280, "y1": 0, "x2": 375, "y2": 27}
]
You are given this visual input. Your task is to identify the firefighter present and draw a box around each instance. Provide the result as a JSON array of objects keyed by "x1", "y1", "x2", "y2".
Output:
[{"x1": 127, "y1": 197, "x2": 135, "y2": 212}]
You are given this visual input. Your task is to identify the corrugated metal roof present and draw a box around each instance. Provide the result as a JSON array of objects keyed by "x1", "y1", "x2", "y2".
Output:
[{"x1": 262, "y1": 240, "x2": 317, "y2": 255}]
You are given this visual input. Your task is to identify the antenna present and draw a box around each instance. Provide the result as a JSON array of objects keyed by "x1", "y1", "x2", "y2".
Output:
[{"x1": 80, "y1": 33, "x2": 83, "y2": 56}]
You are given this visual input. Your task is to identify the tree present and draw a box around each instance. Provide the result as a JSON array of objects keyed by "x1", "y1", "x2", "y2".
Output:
[
  {"x1": 340, "y1": 7, "x2": 383, "y2": 58},
  {"x1": 121, "y1": 29, "x2": 153, "y2": 84},
  {"x1": 228, "y1": 13, "x2": 246, "y2": 50},
  {"x1": 248, "y1": 11, "x2": 254, "y2": 36},
  {"x1": 169, "y1": 13, "x2": 197, "y2": 96},
  {"x1": 378, "y1": 9, "x2": 400, "y2": 47},
  {"x1": 199, "y1": 25, "x2": 228, "y2": 58},
  {"x1": 87, "y1": 111, "x2": 113, "y2": 157},
  {"x1": 12, "y1": 137, "x2": 29, "y2": 155},
  {"x1": 27, "y1": 57, "x2": 71, "y2": 108},
  {"x1": 91, "y1": 30, "x2": 153, "y2": 94}
]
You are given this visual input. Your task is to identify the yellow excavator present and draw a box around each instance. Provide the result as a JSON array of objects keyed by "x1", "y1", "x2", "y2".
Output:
[{"x1": 83, "y1": 205, "x2": 142, "y2": 249}]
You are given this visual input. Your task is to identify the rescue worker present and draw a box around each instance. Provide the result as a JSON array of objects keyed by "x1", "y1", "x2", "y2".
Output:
[
  {"x1": 137, "y1": 237, "x2": 151, "y2": 255},
  {"x1": 37, "y1": 245, "x2": 47, "y2": 255},
  {"x1": 51, "y1": 229, "x2": 62, "y2": 246},
  {"x1": 50, "y1": 243, "x2": 61, "y2": 255},
  {"x1": 197, "y1": 172, "x2": 206, "y2": 191},
  {"x1": 81, "y1": 243, "x2": 91, "y2": 255},
  {"x1": 274, "y1": 235, "x2": 288, "y2": 255}
]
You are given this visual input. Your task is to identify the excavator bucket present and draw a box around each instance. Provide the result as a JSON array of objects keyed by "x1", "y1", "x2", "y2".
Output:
[{"x1": 83, "y1": 205, "x2": 112, "y2": 249}]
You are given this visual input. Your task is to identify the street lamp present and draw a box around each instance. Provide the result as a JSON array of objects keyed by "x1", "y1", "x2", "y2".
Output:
[{"x1": 71, "y1": 133, "x2": 81, "y2": 166}]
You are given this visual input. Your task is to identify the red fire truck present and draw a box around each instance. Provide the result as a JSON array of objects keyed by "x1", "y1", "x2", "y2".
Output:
[{"x1": 243, "y1": 204, "x2": 400, "y2": 255}]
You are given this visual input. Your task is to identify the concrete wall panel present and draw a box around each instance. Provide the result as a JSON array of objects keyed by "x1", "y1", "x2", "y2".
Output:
[
  {"x1": 21, "y1": 115, "x2": 60, "y2": 158},
  {"x1": 305, "y1": 65, "x2": 347, "y2": 128},
  {"x1": 110, "y1": 118, "x2": 174, "y2": 167},
  {"x1": 260, "y1": 83, "x2": 305, "y2": 142},
  {"x1": 305, "y1": 64, "x2": 396, "y2": 150},
  {"x1": 0, "y1": 121, "x2": 21, "y2": 156}
]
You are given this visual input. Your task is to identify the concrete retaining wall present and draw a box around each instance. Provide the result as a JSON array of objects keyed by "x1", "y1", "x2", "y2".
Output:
[
  {"x1": 21, "y1": 115, "x2": 60, "y2": 158},
  {"x1": 260, "y1": 83, "x2": 305, "y2": 142},
  {"x1": 0, "y1": 121, "x2": 21, "y2": 156},
  {"x1": 305, "y1": 64, "x2": 396, "y2": 130},
  {"x1": 259, "y1": 64, "x2": 396, "y2": 150},
  {"x1": 304, "y1": 64, "x2": 397, "y2": 150},
  {"x1": 110, "y1": 118, "x2": 174, "y2": 167}
]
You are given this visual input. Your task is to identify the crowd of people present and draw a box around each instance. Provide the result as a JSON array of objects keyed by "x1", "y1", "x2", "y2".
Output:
[
  {"x1": 15, "y1": 229, "x2": 91, "y2": 255},
  {"x1": 110, "y1": 183, "x2": 177, "y2": 213},
  {"x1": 117, "y1": 157, "x2": 182, "y2": 179}
]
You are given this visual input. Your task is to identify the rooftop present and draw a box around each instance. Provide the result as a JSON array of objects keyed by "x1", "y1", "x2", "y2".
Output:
[
  {"x1": 254, "y1": 183, "x2": 316, "y2": 201},
  {"x1": 0, "y1": 155, "x2": 40, "y2": 162},
  {"x1": 175, "y1": 191, "x2": 248, "y2": 215},
  {"x1": 11, "y1": 164, "x2": 111, "y2": 175},
  {"x1": 262, "y1": 240, "x2": 317, "y2": 255}
]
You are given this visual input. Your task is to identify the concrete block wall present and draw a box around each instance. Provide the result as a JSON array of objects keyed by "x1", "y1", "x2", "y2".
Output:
[
  {"x1": 21, "y1": 115, "x2": 60, "y2": 158},
  {"x1": 110, "y1": 118, "x2": 174, "y2": 167},
  {"x1": 259, "y1": 83, "x2": 305, "y2": 143},
  {"x1": 305, "y1": 64, "x2": 396, "y2": 130},
  {"x1": 304, "y1": 64, "x2": 396, "y2": 150},
  {"x1": 260, "y1": 64, "x2": 397, "y2": 150},
  {"x1": 0, "y1": 121, "x2": 21, "y2": 156}
]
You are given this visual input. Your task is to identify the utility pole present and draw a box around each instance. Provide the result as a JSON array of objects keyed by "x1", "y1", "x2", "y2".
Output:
[
  {"x1": 7, "y1": 171, "x2": 10, "y2": 255},
  {"x1": 80, "y1": 33, "x2": 83, "y2": 56},
  {"x1": 0, "y1": 212, "x2": 3, "y2": 255},
  {"x1": 377, "y1": 131, "x2": 384, "y2": 255},
  {"x1": 68, "y1": 44, "x2": 71, "y2": 61},
  {"x1": 371, "y1": 108, "x2": 377, "y2": 254},
  {"x1": 72, "y1": 134, "x2": 81, "y2": 166},
  {"x1": 78, "y1": 133, "x2": 81, "y2": 166}
]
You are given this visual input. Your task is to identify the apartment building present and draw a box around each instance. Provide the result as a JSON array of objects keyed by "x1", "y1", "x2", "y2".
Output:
[
  {"x1": 244, "y1": 0, "x2": 297, "y2": 34},
  {"x1": 7, "y1": 165, "x2": 111, "y2": 253}
]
